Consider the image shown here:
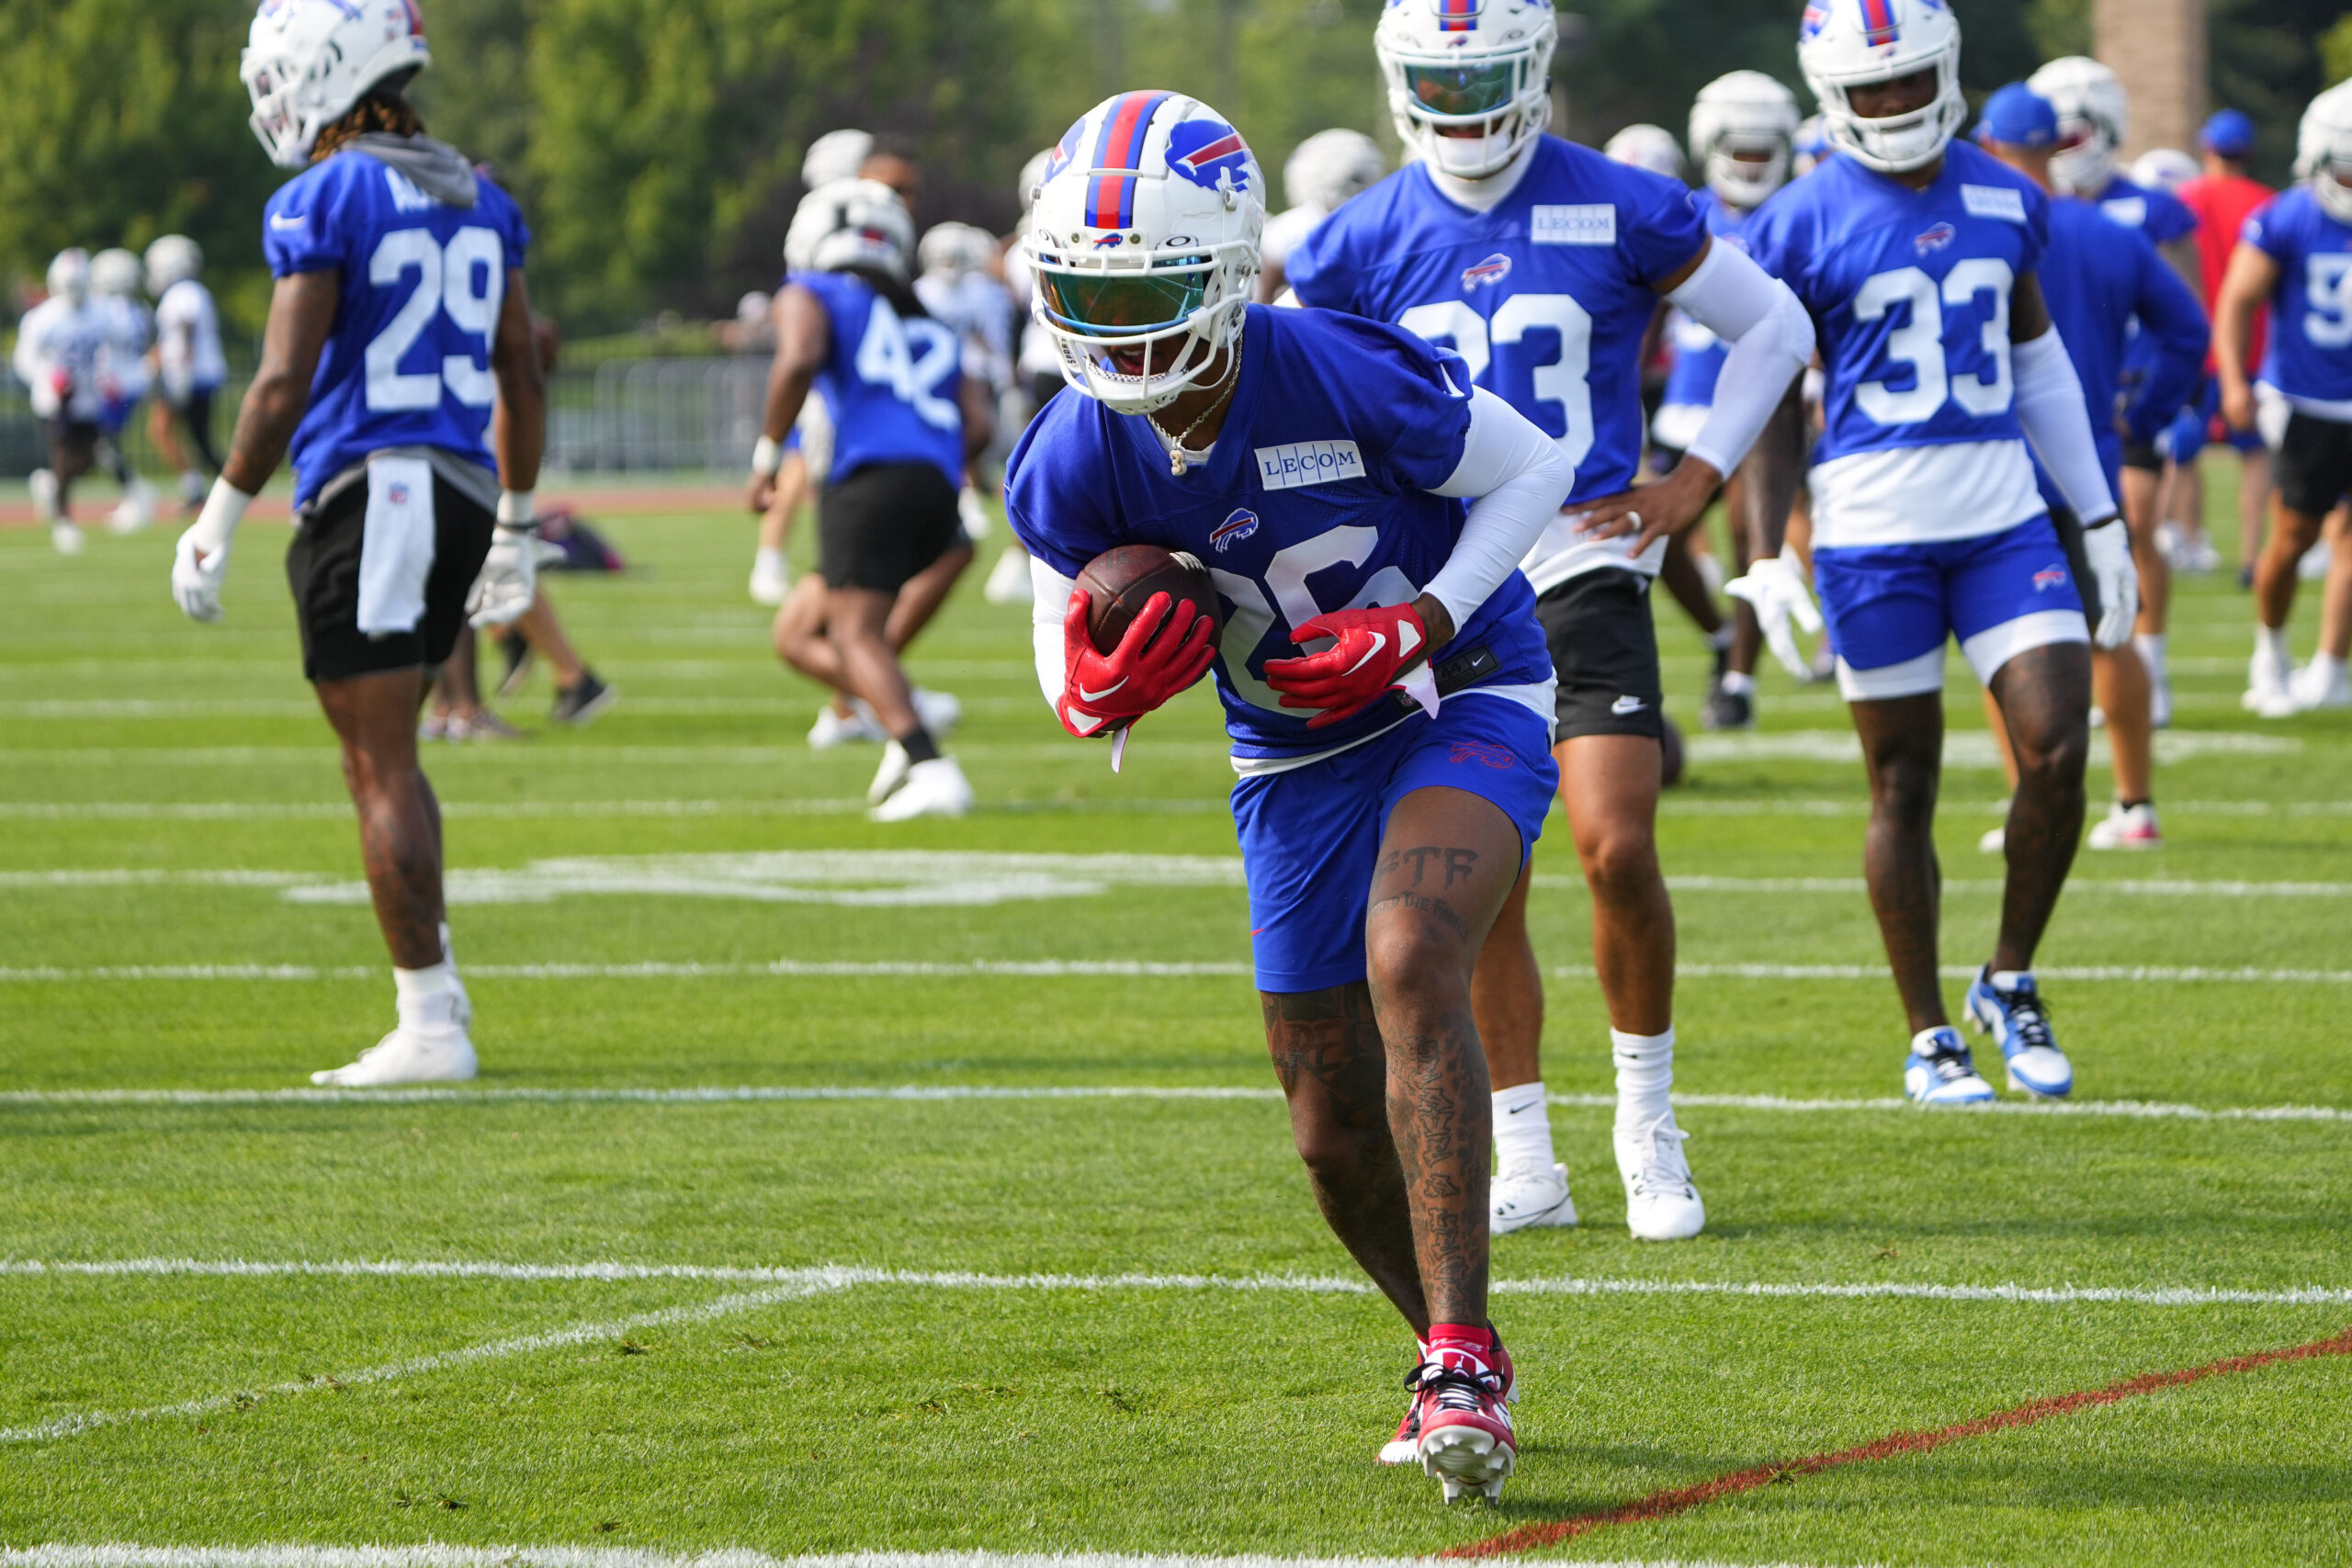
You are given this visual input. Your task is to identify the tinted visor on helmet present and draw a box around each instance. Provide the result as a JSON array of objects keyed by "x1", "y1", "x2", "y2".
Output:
[
  {"x1": 1037, "y1": 262, "x2": 1211, "y2": 338},
  {"x1": 1403, "y1": 61, "x2": 1521, "y2": 120}
]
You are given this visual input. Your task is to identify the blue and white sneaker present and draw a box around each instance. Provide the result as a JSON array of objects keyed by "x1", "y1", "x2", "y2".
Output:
[
  {"x1": 1965, "y1": 968, "x2": 2073, "y2": 1098},
  {"x1": 1903, "y1": 1027, "x2": 1996, "y2": 1106}
]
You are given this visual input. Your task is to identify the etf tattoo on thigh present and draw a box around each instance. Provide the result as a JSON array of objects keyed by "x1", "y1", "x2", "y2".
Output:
[{"x1": 1376, "y1": 845, "x2": 1481, "y2": 887}]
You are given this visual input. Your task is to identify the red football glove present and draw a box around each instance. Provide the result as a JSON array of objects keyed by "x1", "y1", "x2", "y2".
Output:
[
  {"x1": 47, "y1": 367, "x2": 73, "y2": 400},
  {"x1": 1262, "y1": 603, "x2": 1437, "y2": 729},
  {"x1": 1057, "y1": 587, "x2": 1217, "y2": 741}
]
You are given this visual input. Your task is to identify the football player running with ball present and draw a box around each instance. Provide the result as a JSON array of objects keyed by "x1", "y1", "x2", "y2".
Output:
[
  {"x1": 1739, "y1": 0, "x2": 2136, "y2": 1104},
  {"x1": 1286, "y1": 0, "x2": 1815, "y2": 1244},
  {"x1": 168, "y1": 0, "x2": 546, "y2": 1086},
  {"x1": 1005, "y1": 93, "x2": 1573, "y2": 1502}
]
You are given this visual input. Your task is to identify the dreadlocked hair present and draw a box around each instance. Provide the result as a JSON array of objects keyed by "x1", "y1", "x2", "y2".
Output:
[
  {"x1": 842, "y1": 264, "x2": 929, "y2": 321},
  {"x1": 311, "y1": 76, "x2": 426, "y2": 162}
]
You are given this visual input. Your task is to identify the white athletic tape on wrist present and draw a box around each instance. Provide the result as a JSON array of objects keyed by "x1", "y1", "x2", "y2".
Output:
[
  {"x1": 496, "y1": 490, "x2": 536, "y2": 527},
  {"x1": 188, "y1": 479, "x2": 253, "y2": 555},
  {"x1": 752, "y1": 434, "x2": 784, "y2": 477}
]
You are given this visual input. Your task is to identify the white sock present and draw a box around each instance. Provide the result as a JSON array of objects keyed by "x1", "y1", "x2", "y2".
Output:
[
  {"x1": 2313, "y1": 651, "x2": 2347, "y2": 682},
  {"x1": 1720, "y1": 670, "x2": 1756, "y2": 697},
  {"x1": 2259, "y1": 626, "x2": 2291, "y2": 668},
  {"x1": 753, "y1": 546, "x2": 786, "y2": 576},
  {"x1": 1611, "y1": 1028, "x2": 1675, "y2": 1128},
  {"x1": 1491, "y1": 1082, "x2": 1555, "y2": 1176},
  {"x1": 2134, "y1": 632, "x2": 2166, "y2": 677},
  {"x1": 394, "y1": 958, "x2": 462, "y2": 1029}
]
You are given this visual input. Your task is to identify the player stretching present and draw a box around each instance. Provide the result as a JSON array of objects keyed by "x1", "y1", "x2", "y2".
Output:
[
  {"x1": 1288, "y1": 0, "x2": 1814, "y2": 1240},
  {"x1": 1740, "y1": 0, "x2": 2135, "y2": 1104},
  {"x1": 169, "y1": 0, "x2": 545, "y2": 1086},
  {"x1": 1006, "y1": 94, "x2": 1571, "y2": 1500},
  {"x1": 2217, "y1": 85, "x2": 2352, "y2": 715},
  {"x1": 750, "y1": 178, "x2": 993, "y2": 819}
]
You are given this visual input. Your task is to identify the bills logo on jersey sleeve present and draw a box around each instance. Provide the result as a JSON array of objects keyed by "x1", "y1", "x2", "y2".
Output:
[
  {"x1": 1166, "y1": 119, "x2": 1254, "y2": 194},
  {"x1": 1210, "y1": 508, "x2": 1261, "y2": 551},
  {"x1": 1461, "y1": 254, "x2": 1513, "y2": 289},
  {"x1": 1914, "y1": 220, "x2": 1955, "y2": 254}
]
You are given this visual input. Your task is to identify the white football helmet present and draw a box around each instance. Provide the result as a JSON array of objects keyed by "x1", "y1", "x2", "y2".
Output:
[
  {"x1": 242, "y1": 0, "x2": 431, "y2": 170},
  {"x1": 803, "y1": 129, "x2": 875, "y2": 189},
  {"x1": 1024, "y1": 91, "x2": 1263, "y2": 414},
  {"x1": 47, "y1": 249, "x2": 92, "y2": 306},
  {"x1": 1376, "y1": 0, "x2": 1558, "y2": 180},
  {"x1": 2131, "y1": 147, "x2": 2199, "y2": 195},
  {"x1": 1603, "y1": 123, "x2": 1687, "y2": 182},
  {"x1": 1283, "y1": 128, "x2": 1387, "y2": 213},
  {"x1": 2030, "y1": 55, "x2": 2128, "y2": 196},
  {"x1": 1690, "y1": 70, "x2": 1802, "y2": 209},
  {"x1": 91, "y1": 248, "x2": 143, "y2": 299},
  {"x1": 1798, "y1": 0, "x2": 1966, "y2": 176},
  {"x1": 919, "y1": 221, "x2": 1000, "y2": 281},
  {"x1": 144, "y1": 234, "x2": 203, "y2": 295},
  {"x1": 2297, "y1": 81, "x2": 2352, "y2": 225},
  {"x1": 786, "y1": 178, "x2": 915, "y2": 278}
]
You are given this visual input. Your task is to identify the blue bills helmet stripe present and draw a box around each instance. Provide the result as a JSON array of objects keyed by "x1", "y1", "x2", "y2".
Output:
[
  {"x1": 1087, "y1": 90, "x2": 1175, "y2": 231},
  {"x1": 1440, "y1": 0, "x2": 1478, "y2": 31}
]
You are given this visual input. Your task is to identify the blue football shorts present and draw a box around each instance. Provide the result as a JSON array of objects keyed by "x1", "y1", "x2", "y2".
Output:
[
  {"x1": 1232, "y1": 693, "x2": 1558, "y2": 994},
  {"x1": 1812, "y1": 515, "x2": 2088, "y2": 703}
]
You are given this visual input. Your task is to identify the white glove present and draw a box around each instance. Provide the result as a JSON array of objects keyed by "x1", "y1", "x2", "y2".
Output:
[
  {"x1": 2080, "y1": 516, "x2": 2139, "y2": 649},
  {"x1": 467, "y1": 491, "x2": 539, "y2": 629},
  {"x1": 171, "y1": 478, "x2": 251, "y2": 623},
  {"x1": 1725, "y1": 548, "x2": 1824, "y2": 681}
]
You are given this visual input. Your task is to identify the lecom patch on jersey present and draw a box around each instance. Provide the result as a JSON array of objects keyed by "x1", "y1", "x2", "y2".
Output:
[
  {"x1": 1531, "y1": 204, "x2": 1617, "y2": 245},
  {"x1": 1961, "y1": 185, "x2": 2028, "y2": 223}
]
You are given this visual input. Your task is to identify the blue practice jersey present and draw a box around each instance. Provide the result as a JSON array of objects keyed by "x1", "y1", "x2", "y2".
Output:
[
  {"x1": 788, "y1": 270, "x2": 967, "y2": 490},
  {"x1": 264, "y1": 149, "x2": 530, "y2": 505},
  {"x1": 2245, "y1": 186, "x2": 2352, "y2": 412},
  {"x1": 1284, "y1": 136, "x2": 1705, "y2": 511},
  {"x1": 1003, "y1": 305, "x2": 1552, "y2": 765},
  {"x1": 1744, "y1": 141, "x2": 2051, "y2": 547},
  {"x1": 2032, "y1": 196, "x2": 2208, "y2": 508},
  {"x1": 1658, "y1": 188, "x2": 1751, "y2": 412},
  {"x1": 2091, "y1": 175, "x2": 2198, "y2": 245}
]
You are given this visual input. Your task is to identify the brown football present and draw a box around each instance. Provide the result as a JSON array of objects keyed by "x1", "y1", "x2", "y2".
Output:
[{"x1": 1075, "y1": 544, "x2": 1223, "y2": 655}]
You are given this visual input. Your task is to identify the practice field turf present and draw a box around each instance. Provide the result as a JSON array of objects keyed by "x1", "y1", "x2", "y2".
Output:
[{"x1": 3, "y1": 468, "x2": 2348, "y2": 1565}]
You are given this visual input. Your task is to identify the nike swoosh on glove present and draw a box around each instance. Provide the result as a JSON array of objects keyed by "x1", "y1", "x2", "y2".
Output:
[
  {"x1": 1724, "y1": 550, "x2": 1824, "y2": 681},
  {"x1": 1261, "y1": 603, "x2": 1434, "y2": 729},
  {"x1": 1057, "y1": 587, "x2": 1217, "y2": 739},
  {"x1": 2080, "y1": 517, "x2": 2140, "y2": 649}
]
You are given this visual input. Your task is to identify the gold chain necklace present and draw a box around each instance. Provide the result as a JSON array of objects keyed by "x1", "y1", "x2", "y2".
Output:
[{"x1": 1155, "y1": 322, "x2": 1244, "y2": 477}]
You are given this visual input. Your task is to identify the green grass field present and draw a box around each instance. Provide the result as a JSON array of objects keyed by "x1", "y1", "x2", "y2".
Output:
[{"x1": 3, "y1": 468, "x2": 2349, "y2": 1565}]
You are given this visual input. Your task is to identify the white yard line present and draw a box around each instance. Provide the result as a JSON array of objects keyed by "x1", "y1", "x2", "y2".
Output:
[
  {"x1": 0, "y1": 1083, "x2": 2342, "y2": 1122},
  {"x1": 0, "y1": 1280, "x2": 844, "y2": 1444}
]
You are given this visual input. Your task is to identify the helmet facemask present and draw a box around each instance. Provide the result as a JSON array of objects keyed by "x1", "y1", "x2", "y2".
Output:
[
  {"x1": 2298, "y1": 85, "x2": 2352, "y2": 225},
  {"x1": 1377, "y1": 0, "x2": 1557, "y2": 181},
  {"x1": 1809, "y1": 60, "x2": 1963, "y2": 175},
  {"x1": 2049, "y1": 111, "x2": 2119, "y2": 197},
  {"x1": 1030, "y1": 242, "x2": 1252, "y2": 415},
  {"x1": 1703, "y1": 137, "x2": 1792, "y2": 208}
]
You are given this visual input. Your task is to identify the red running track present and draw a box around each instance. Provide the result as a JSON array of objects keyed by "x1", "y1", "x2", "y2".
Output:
[{"x1": 1446, "y1": 1321, "x2": 2352, "y2": 1557}]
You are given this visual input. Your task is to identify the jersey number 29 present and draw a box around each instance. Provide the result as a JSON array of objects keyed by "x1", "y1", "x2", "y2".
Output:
[{"x1": 365, "y1": 226, "x2": 504, "y2": 412}]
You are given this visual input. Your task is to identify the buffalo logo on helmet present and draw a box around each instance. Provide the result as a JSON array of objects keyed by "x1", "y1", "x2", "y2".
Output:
[
  {"x1": 1164, "y1": 119, "x2": 1253, "y2": 193},
  {"x1": 1043, "y1": 118, "x2": 1085, "y2": 185},
  {"x1": 1914, "y1": 220, "x2": 1955, "y2": 254},
  {"x1": 1210, "y1": 509, "x2": 1260, "y2": 551},
  {"x1": 1461, "y1": 253, "x2": 1512, "y2": 289}
]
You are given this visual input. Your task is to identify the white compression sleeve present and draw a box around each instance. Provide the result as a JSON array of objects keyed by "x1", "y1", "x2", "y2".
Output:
[
  {"x1": 1425, "y1": 387, "x2": 1576, "y2": 632},
  {"x1": 1665, "y1": 240, "x2": 1816, "y2": 479},
  {"x1": 2011, "y1": 327, "x2": 2118, "y2": 524},
  {"x1": 1030, "y1": 557, "x2": 1079, "y2": 712}
]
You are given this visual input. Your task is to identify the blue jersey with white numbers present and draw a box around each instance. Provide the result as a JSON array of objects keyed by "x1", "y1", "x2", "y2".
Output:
[
  {"x1": 2033, "y1": 195, "x2": 2209, "y2": 507},
  {"x1": 1658, "y1": 188, "x2": 1751, "y2": 410},
  {"x1": 1003, "y1": 305, "x2": 1551, "y2": 764},
  {"x1": 1744, "y1": 140, "x2": 2049, "y2": 463},
  {"x1": 1284, "y1": 136, "x2": 1706, "y2": 506},
  {"x1": 264, "y1": 148, "x2": 530, "y2": 505},
  {"x1": 788, "y1": 270, "x2": 967, "y2": 489},
  {"x1": 2245, "y1": 186, "x2": 2352, "y2": 408}
]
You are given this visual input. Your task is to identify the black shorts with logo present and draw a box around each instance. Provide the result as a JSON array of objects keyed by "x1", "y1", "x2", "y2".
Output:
[
  {"x1": 2273, "y1": 408, "x2": 2352, "y2": 519},
  {"x1": 818, "y1": 461, "x2": 966, "y2": 593},
  {"x1": 1532, "y1": 568, "x2": 1665, "y2": 742},
  {"x1": 284, "y1": 471, "x2": 494, "y2": 683}
]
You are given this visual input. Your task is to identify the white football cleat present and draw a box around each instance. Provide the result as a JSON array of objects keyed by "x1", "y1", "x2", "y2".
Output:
[
  {"x1": 107, "y1": 476, "x2": 156, "y2": 534},
  {"x1": 1903, "y1": 1026, "x2": 1996, "y2": 1106},
  {"x1": 2298, "y1": 539, "x2": 2332, "y2": 581},
  {"x1": 869, "y1": 756, "x2": 974, "y2": 821},
  {"x1": 748, "y1": 551, "x2": 791, "y2": 606},
  {"x1": 2245, "y1": 640, "x2": 2295, "y2": 717},
  {"x1": 1490, "y1": 1162, "x2": 1576, "y2": 1234},
  {"x1": 51, "y1": 522, "x2": 85, "y2": 556},
  {"x1": 982, "y1": 547, "x2": 1034, "y2": 604},
  {"x1": 1977, "y1": 824, "x2": 2007, "y2": 854},
  {"x1": 910, "y1": 686, "x2": 963, "y2": 737},
  {"x1": 1614, "y1": 1113, "x2": 1705, "y2": 1240},
  {"x1": 311, "y1": 1022, "x2": 477, "y2": 1087},
  {"x1": 2289, "y1": 659, "x2": 2352, "y2": 712},
  {"x1": 808, "y1": 704, "x2": 886, "y2": 748},
  {"x1": 865, "y1": 739, "x2": 911, "y2": 805},
  {"x1": 2086, "y1": 801, "x2": 2161, "y2": 850}
]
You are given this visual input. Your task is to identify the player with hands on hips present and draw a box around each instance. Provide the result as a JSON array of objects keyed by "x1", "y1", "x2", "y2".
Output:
[
  {"x1": 1006, "y1": 91, "x2": 1573, "y2": 1503},
  {"x1": 2215, "y1": 82, "x2": 2352, "y2": 716},
  {"x1": 170, "y1": 0, "x2": 545, "y2": 1087},
  {"x1": 1286, "y1": 0, "x2": 1815, "y2": 1251},
  {"x1": 1739, "y1": 0, "x2": 2127, "y2": 1106}
]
